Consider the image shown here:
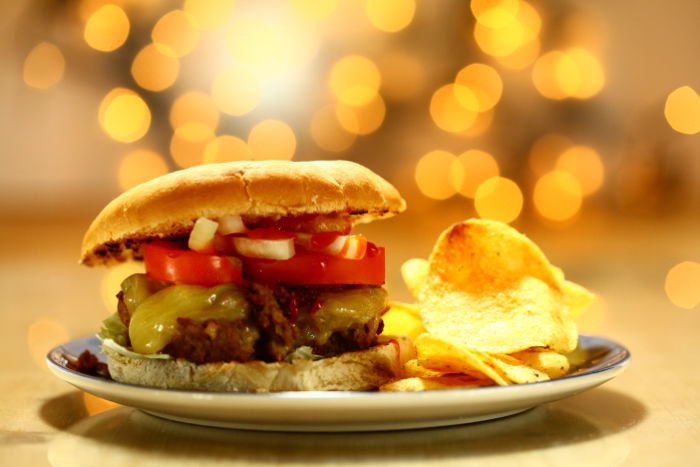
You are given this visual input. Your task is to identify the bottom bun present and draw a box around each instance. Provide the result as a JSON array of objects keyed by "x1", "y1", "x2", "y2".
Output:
[{"x1": 103, "y1": 341, "x2": 404, "y2": 392}]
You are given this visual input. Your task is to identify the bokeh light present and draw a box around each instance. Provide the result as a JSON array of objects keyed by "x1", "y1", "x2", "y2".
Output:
[
  {"x1": 415, "y1": 150, "x2": 458, "y2": 200},
  {"x1": 471, "y1": 0, "x2": 520, "y2": 28},
  {"x1": 27, "y1": 319, "x2": 70, "y2": 371},
  {"x1": 665, "y1": 261, "x2": 700, "y2": 309},
  {"x1": 175, "y1": 121, "x2": 216, "y2": 143},
  {"x1": 98, "y1": 88, "x2": 151, "y2": 143},
  {"x1": 23, "y1": 42, "x2": 65, "y2": 90},
  {"x1": 555, "y1": 50, "x2": 587, "y2": 97},
  {"x1": 556, "y1": 145, "x2": 605, "y2": 196},
  {"x1": 184, "y1": 0, "x2": 235, "y2": 31},
  {"x1": 335, "y1": 94, "x2": 386, "y2": 135},
  {"x1": 365, "y1": 0, "x2": 416, "y2": 33},
  {"x1": 451, "y1": 149, "x2": 500, "y2": 198},
  {"x1": 152, "y1": 10, "x2": 199, "y2": 58},
  {"x1": 474, "y1": 176, "x2": 523, "y2": 223},
  {"x1": 511, "y1": 0, "x2": 541, "y2": 44},
  {"x1": 171, "y1": 124, "x2": 215, "y2": 168},
  {"x1": 83, "y1": 4, "x2": 130, "y2": 52},
  {"x1": 170, "y1": 91, "x2": 220, "y2": 133},
  {"x1": 473, "y1": 0, "x2": 540, "y2": 58},
  {"x1": 532, "y1": 51, "x2": 570, "y2": 100},
  {"x1": 248, "y1": 120, "x2": 296, "y2": 161},
  {"x1": 474, "y1": 16, "x2": 524, "y2": 58},
  {"x1": 460, "y1": 107, "x2": 495, "y2": 137},
  {"x1": 533, "y1": 170, "x2": 582, "y2": 221},
  {"x1": 566, "y1": 48, "x2": 605, "y2": 99},
  {"x1": 430, "y1": 84, "x2": 479, "y2": 133},
  {"x1": 310, "y1": 105, "x2": 357, "y2": 152},
  {"x1": 131, "y1": 43, "x2": 180, "y2": 92},
  {"x1": 533, "y1": 48, "x2": 605, "y2": 100},
  {"x1": 118, "y1": 149, "x2": 169, "y2": 191},
  {"x1": 455, "y1": 63, "x2": 503, "y2": 111},
  {"x1": 203, "y1": 135, "x2": 252, "y2": 163},
  {"x1": 330, "y1": 55, "x2": 382, "y2": 106},
  {"x1": 211, "y1": 67, "x2": 260, "y2": 116},
  {"x1": 664, "y1": 86, "x2": 700, "y2": 135}
]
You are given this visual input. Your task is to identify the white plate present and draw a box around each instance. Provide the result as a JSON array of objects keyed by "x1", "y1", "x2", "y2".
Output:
[{"x1": 47, "y1": 335, "x2": 629, "y2": 432}]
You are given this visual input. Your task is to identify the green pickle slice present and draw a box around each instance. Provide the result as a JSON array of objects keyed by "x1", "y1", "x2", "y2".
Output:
[{"x1": 127, "y1": 276, "x2": 250, "y2": 354}]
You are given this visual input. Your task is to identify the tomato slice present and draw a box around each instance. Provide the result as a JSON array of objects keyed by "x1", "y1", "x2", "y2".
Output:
[
  {"x1": 243, "y1": 244, "x2": 385, "y2": 285},
  {"x1": 143, "y1": 240, "x2": 385, "y2": 286},
  {"x1": 143, "y1": 241, "x2": 246, "y2": 287}
]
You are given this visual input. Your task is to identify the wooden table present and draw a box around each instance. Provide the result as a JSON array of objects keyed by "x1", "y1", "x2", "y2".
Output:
[{"x1": 1, "y1": 217, "x2": 698, "y2": 466}]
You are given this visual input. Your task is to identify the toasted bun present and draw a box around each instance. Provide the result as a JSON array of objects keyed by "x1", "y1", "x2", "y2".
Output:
[
  {"x1": 103, "y1": 342, "x2": 402, "y2": 392},
  {"x1": 81, "y1": 160, "x2": 405, "y2": 265}
]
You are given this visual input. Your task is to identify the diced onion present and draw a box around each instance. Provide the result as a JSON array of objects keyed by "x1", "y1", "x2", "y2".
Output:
[
  {"x1": 233, "y1": 237, "x2": 296, "y2": 260},
  {"x1": 218, "y1": 214, "x2": 246, "y2": 235},
  {"x1": 188, "y1": 217, "x2": 219, "y2": 252},
  {"x1": 324, "y1": 235, "x2": 347, "y2": 255},
  {"x1": 293, "y1": 233, "x2": 367, "y2": 259},
  {"x1": 338, "y1": 235, "x2": 367, "y2": 259}
]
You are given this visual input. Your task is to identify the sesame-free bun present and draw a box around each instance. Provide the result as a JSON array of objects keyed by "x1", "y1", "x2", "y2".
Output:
[
  {"x1": 81, "y1": 160, "x2": 405, "y2": 265},
  {"x1": 103, "y1": 341, "x2": 403, "y2": 392}
]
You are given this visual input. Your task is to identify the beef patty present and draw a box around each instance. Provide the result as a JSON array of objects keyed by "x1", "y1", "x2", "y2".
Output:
[{"x1": 117, "y1": 282, "x2": 387, "y2": 364}]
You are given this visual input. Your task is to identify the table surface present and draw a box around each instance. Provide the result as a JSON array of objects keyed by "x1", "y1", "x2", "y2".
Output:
[{"x1": 1, "y1": 217, "x2": 699, "y2": 466}]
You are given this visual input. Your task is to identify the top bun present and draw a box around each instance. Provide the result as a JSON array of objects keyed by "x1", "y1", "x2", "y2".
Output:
[{"x1": 81, "y1": 160, "x2": 406, "y2": 265}]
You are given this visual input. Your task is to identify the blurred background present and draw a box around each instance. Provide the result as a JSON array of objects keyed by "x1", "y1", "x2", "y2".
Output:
[{"x1": 2, "y1": 0, "x2": 700, "y2": 358}]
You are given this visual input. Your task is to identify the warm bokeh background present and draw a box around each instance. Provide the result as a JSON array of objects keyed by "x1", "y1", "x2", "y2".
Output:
[{"x1": 2, "y1": 0, "x2": 700, "y2": 364}]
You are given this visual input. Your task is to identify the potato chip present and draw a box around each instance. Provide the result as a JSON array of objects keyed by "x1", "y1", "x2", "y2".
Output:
[
  {"x1": 488, "y1": 354, "x2": 550, "y2": 384},
  {"x1": 386, "y1": 301, "x2": 421, "y2": 318},
  {"x1": 402, "y1": 359, "x2": 444, "y2": 378},
  {"x1": 419, "y1": 219, "x2": 579, "y2": 354},
  {"x1": 380, "y1": 375, "x2": 493, "y2": 392},
  {"x1": 401, "y1": 258, "x2": 429, "y2": 299},
  {"x1": 561, "y1": 280, "x2": 596, "y2": 319},
  {"x1": 511, "y1": 348, "x2": 571, "y2": 379},
  {"x1": 381, "y1": 302, "x2": 425, "y2": 340},
  {"x1": 542, "y1": 266, "x2": 595, "y2": 319},
  {"x1": 415, "y1": 334, "x2": 509, "y2": 385},
  {"x1": 380, "y1": 377, "x2": 426, "y2": 392}
]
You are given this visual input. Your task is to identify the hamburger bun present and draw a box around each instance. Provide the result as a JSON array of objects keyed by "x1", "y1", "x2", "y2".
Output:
[
  {"x1": 81, "y1": 160, "x2": 405, "y2": 265},
  {"x1": 103, "y1": 340, "x2": 405, "y2": 392}
]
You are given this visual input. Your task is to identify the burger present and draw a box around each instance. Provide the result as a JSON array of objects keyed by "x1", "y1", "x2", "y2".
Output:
[{"x1": 81, "y1": 160, "x2": 408, "y2": 392}]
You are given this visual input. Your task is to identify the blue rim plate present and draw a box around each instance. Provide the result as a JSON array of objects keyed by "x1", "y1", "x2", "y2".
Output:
[{"x1": 47, "y1": 335, "x2": 630, "y2": 432}]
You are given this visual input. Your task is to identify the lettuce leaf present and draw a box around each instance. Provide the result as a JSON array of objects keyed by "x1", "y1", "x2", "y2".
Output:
[
  {"x1": 100, "y1": 338, "x2": 171, "y2": 360},
  {"x1": 98, "y1": 313, "x2": 129, "y2": 347},
  {"x1": 285, "y1": 346, "x2": 323, "y2": 362}
]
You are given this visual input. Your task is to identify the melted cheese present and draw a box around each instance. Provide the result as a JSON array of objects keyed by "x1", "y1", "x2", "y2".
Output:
[
  {"x1": 128, "y1": 284, "x2": 249, "y2": 354},
  {"x1": 311, "y1": 287, "x2": 387, "y2": 344}
]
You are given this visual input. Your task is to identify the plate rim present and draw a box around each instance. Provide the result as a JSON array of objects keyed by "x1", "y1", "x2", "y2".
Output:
[{"x1": 46, "y1": 334, "x2": 630, "y2": 403}]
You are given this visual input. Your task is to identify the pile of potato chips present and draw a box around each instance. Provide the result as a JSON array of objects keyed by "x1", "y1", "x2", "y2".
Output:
[{"x1": 380, "y1": 219, "x2": 594, "y2": 391}]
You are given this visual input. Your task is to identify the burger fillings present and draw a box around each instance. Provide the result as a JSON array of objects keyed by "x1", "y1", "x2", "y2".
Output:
[{"x1": 82, "y1": 160, "x2": 407, "y2": 392}]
